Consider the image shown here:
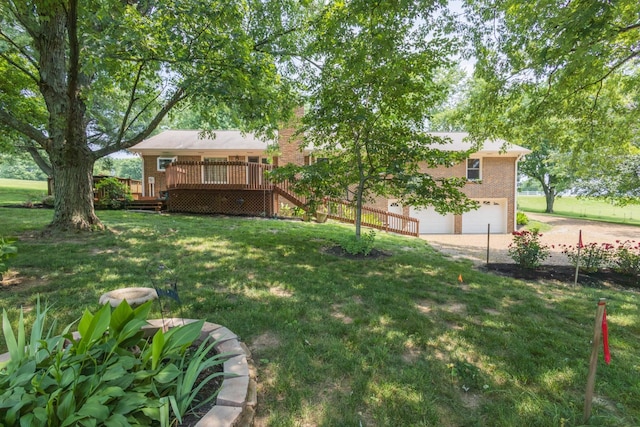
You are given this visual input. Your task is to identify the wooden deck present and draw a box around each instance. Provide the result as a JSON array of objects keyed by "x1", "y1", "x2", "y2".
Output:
[{"x1": 164, "y1": 161, "x2": 419, "y2": 237}]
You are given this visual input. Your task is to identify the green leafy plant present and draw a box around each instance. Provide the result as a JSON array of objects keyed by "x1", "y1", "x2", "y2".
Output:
[
  {"x1": 0, "y1": 236, "x2": 17, "y2": 280},
  {"x1": 338, "y1": 230, "x2": 376, "y2": 256},
  {"x1": 560, "y1": 242, "x2": 612, "y2": 273},
  {"x1": 0, "y1": 299, "x2": 232, "y2": 426},
  {"x1": 41, "y1": 195, "x2": 55, "y2": 207},
  {"x1": 612, "y1": 240, "x2": 640, "y2": 276},
  {"x1": 508, "y1": 230, "x2": 550, "y2": 269},
  {"x1": 94, "y1": 177, "x2": 134, "y2": 209},
  {"x1": 516, "y1": 211, "x2": 529, "y2": 226}
]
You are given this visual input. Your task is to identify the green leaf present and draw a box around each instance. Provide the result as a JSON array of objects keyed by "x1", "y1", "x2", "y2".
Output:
[
  {"x1": 109, "y1": 298, "x2": 134, "y2": 334},
  {"x1": 153, "y1": 363, "x2": 180, "y2": 384},
  {"x1": 77, "y1": 308, "x2": 94, "y2": 339},
  {"x1": 76, "y1": 303, "x2": 111, "y2": 354},
  {"x1": 77, "y1": 401, "x2": 110, "y2": 420},
  {"x1": 150, "y1": 328, "x2": 165, "y2": 370},
  {"x1": 2, "y1": 308, "x2": 21, "y2": 364},
  {"x1": 104, "y1": 413, "x2": 131, "y2": 427},
  {"x1": 10, "y1": 360, "x2": 36, "y2": 387},
  {"x1": 113, "y1": 392, "x2": 149, "y2": 415},
  {"x1": 101, "y1": 364, "x2": 127, "y2": 383},
  {"x1": 56, "y1": 389, "x2": 76, "y2": 422},
  {"x1": 162, "y1": 319, "x2": 204, "y2": 356}
]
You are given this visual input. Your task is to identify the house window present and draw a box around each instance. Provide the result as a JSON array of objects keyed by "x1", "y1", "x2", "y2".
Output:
[
  {"x1": 467, "y1": 158, "x2": 481, "y2": 180},
  {"x1": 248, "y1": 156, "x2": 260, "y2": 163},
  {"x1": 157, "y1": 157, "x2": 177, "y2": 171}
]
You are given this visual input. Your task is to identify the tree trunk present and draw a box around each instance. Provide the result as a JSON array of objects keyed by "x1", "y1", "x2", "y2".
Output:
[
  {"x1": 543, "y1": 188, "x2": 555, "y2": 213},
  {"x1": 48, "y1": 147, "x2": 103, "y2": 232},
  {"x1": 35, "y1": 3, "x2": 103, "y2": 232},
  {"x1": 354, "y1": 181, "x2": 365, "y2": 238}
]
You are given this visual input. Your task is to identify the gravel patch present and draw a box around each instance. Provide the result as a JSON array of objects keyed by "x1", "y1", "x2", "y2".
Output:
[{"x1": 421, "y1": 213, "x2": 640, "y2": 266}]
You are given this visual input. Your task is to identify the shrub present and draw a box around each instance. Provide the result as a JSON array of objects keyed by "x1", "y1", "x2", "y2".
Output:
[
  {"x1": 516, "y1": 211, "x2": 529, "y2": 226},
  {"x1": 338, "y1": 230, "x2": 376, "y2": 256},
  {"x1": 41, "y1": 195, "x2": 55, "y2": 207},
  {"x1": 0, "y1": 299, "x2": 232, "y2": 426},
  {"x1": 561, "y1": 242, "x2": 613, "y2": 273},
  {"x1": 95, "y1": 177, "x2": 133, "y2": 209},
  {"x1": 0, "y1": 236, "x2": 17, "y2": 280},
  {"x1": 508, "y1": 230, "x2": 550, "y2": 269},
  {"x1": 611, "y1": 240, "x2": 640, "y2": 276}
]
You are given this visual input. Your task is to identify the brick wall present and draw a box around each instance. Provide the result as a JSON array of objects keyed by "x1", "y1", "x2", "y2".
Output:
[
  {"x1": 142, "y1": 155, "x2": 201, "y2": 197},
  {"x1": 371, "y1": 156, "x2": 518, "y2": 232},
  {"x1": 275, "y1": 106, "x2": 304, "y2": 167}
]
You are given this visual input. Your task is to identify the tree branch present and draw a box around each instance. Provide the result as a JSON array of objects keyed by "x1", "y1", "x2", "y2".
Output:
[
  {"x1": 93, "y1": 87, "x2": 187, "y2": 158},
  {"x1": 116, "y1": 61, "x2": 146, "y2": 144},
  {"x1": 0, "y1": 107, "x2": 49, "y2": 148},
  {"x1": 254, "y1": 25, "x2": 303, "y2": 50},
  {"x1": 618, "y1": 21, "x2": 640, "y2": 33},
  {"x1": 0, "y1": 28, "x2": 39, "y2": 70},
  {"x1": 23, "y1": 144, "x2": 53, "y2": 176},
  {"x1": 0, "y1": 51, "x2": 39, "y2": 84}
]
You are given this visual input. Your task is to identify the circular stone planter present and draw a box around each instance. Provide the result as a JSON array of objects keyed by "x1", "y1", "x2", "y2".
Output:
[
  {"x1": 0, "y1": 318, "x2": 256, "y2": 427},
  {"x1": 144, "y1": 319, "x2": 257, "y2": 427},
  {"x1": 99, "y1": 287, "x2": 158, "y2": 307}
]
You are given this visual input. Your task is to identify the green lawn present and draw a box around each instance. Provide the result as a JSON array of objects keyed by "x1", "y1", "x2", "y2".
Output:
[
  {"x1": 0, "y1": 178, "x2": 48, "y2": 205},
  {"x1": 518, "y1": 195, "x2": 640, "y2": 226},
  {"x1": 1, "y1": 206, "x2": 638, "y2": 426}
]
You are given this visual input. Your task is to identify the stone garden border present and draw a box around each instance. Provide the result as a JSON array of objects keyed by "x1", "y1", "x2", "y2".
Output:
[{"x1": 144, "y1": 318, "x2": 257, "y2": 427}]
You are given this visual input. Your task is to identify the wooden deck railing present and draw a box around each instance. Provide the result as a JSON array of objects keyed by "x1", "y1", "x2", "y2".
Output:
[
  {"x1": 165, "y1": 161, "x2": 419, "y2": 237},
  {"x1": 166, "y1": 161, "x2": 273, "y2": 190},
  {"x1": 324, "y1": 198, "x2": 419, "y2": 237}
]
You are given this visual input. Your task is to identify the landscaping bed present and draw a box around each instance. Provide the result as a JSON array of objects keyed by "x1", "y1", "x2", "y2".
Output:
[{"x1": 483, "y1": 263, "x2": 639, "y2": 288}]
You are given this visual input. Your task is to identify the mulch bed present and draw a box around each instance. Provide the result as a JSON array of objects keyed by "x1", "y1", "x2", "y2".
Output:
[{"x1": 482, "y1": 263, "x2": 640, "y2": 289}]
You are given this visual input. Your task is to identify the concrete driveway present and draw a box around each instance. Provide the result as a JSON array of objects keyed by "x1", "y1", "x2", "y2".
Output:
[{"x1": 421, "y1": 213, "x2": 640, "y2": 265}]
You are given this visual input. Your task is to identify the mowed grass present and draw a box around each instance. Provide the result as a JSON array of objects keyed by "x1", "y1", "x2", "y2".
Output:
[
  {"x1": 519, "y1": 195, "x2": 640, "y2": 226},
  {"x1": 1, "y1": 205, "x2": 639, "y2": 426},
  {"x1": 0, "y1": 178, "x2": 48, "y2": 205}
]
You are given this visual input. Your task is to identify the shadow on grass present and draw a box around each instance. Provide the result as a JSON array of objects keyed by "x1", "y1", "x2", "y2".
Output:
[{"x1": 1, "y1": 208, "x2": 638, "y2": 426}]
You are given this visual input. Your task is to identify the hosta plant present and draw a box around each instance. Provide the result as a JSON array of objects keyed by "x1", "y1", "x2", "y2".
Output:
[{"x1": 0, "y1": 298, "x2": 233, "y2": 427}]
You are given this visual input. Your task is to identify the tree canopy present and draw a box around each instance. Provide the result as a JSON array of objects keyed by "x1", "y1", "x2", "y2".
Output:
[
  {"x1": 0, "y1": 0, "x2": 303, "y2": 230},
  {"x1": 459, "y1": 0, "x2": 640, "y2": 204},
  {"x1": 273, "y1": 0, "x2": 477, "y2": 238}
]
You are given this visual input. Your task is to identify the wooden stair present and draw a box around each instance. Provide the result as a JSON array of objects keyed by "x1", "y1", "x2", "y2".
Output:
[
  {"x1": 125, "y1": 199, "x2": 165, "y2": 212},
  {"x1": 272, "y1": 183, "x2": 419, "y2": 237}
]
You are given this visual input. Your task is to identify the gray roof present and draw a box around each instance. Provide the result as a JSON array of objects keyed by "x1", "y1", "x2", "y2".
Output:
[
  {"x1": 129, "y1": 130, "x2": 529, "y2": 156},
  {"x1": 427, "y1": 133, "x2": 530, "y2": 155},
  {"x1": 129, "y1": 130, "x2": 273, "y2": 152}
]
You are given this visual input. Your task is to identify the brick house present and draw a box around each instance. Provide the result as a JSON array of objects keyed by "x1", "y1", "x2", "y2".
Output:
[{"x1": 129, "y1": 128, "x2": 529, "y2": 234}]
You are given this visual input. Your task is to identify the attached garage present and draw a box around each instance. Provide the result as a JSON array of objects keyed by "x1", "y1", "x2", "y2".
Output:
[
  {"x1": 462, "y1": 199, "x2": 506, "y2": 234},
  {"x1": 410, "y1": 206, "x2": 455, "y2": 234}
]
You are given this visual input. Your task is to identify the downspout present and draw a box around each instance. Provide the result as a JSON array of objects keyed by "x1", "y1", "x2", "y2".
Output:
[{"x1": 514, "y1": 153, "x2": 524, "y2": 232}]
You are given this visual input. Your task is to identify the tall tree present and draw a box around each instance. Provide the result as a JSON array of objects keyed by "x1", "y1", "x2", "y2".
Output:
[
  {"x1": 459, "y1": 0, "x2": 640, "y2": 204},
  {"x1": 518, "y1": 144, "x2": 573, "y2": 213},
  {"x1": 0, "y1": 0, "x2": 304, "y2": 231},
  {"x1": 274, "y1": 0, "x2": 477, "y2": 239}
]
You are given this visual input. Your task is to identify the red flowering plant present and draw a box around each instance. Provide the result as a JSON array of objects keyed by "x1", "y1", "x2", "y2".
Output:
[
  {"x1": 611, "y1": 240, "x2": 640, "y2": 276},
  {"x1": 560, "y1": 242, "x2": 613, "y2": 273},
  {"x1": 508, "y1": 230, "x2": 550, "y2": 269}
]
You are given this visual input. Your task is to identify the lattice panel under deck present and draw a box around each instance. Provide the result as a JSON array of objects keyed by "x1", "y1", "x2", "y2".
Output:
[{"x1": 167, "y1": 189, "x2": 274, "y2": 216}]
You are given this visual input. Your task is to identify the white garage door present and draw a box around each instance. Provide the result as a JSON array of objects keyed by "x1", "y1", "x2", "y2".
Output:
[
  {"x1": 410, "y1": 206, "x2": 455, "y2": 234},
  {"x1": 462, "y1": 200, "x2": 506, "y2": 234}
]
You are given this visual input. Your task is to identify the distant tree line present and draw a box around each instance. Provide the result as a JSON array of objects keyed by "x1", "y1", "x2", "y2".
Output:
[{"x1": 0, "y1": 153, "x2": 142, "y2": 181}]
